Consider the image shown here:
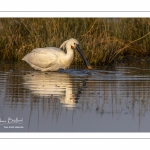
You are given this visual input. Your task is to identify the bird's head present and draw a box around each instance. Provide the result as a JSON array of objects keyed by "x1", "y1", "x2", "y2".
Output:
[
  {"x1": 68, "y1": 38, "x2": 79, "y2": 50},
  {"x1": 60, "y1": 38, "x2": 92, "y2": 70}
]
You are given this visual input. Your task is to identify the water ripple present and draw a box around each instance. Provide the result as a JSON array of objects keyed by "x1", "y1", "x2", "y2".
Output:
[{"x1": 0, "y1": 64, "x2": 150, "y2": 131}]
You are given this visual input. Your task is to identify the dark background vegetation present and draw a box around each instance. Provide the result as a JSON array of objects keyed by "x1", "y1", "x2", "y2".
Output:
[{"x1": 0, "y1": 18, "x2": 150, "y2": 66}]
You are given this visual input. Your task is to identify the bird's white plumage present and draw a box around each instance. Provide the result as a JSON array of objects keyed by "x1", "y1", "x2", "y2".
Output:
[
  {"x1": 23, "y1": 47, "x2": 67, "y2": 71},
  {"x1": 22, "y1": 38, "x2": 91, "y2": 71},
  {"x1": 22, "y1": 39, "x2": 77, "y2": 71}
]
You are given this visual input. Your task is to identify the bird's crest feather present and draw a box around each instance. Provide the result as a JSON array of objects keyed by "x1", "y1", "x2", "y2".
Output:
[{"x1": 59, "y1": 40, "x2": 69, "y2": 50}]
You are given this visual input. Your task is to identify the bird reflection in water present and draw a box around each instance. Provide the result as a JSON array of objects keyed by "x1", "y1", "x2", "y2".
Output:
[{"x1": 23, "y1": 71, "x2": 78, "y2": 108}]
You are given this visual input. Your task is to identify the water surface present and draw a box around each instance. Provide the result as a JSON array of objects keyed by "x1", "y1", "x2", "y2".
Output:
[{"x1": 0, "y1": 63, "x2": 150, "y2": 132}]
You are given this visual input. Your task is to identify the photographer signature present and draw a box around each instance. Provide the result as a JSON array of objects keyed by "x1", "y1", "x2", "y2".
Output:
[{"x1": 0, "y1": 117, "x2": 23, "y2": 125}]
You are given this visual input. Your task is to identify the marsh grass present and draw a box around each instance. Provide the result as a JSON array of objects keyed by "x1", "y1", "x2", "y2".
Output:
[{"x1": 0, "y1": 18, "x2": 150, "y2": 65}]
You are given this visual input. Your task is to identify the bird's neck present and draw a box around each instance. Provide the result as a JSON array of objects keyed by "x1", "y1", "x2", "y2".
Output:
[
  {"x1": 66, "y1": 45, "x2": 74, "y2": 56},
  {"x1": 65, "y1": 45, "x2": 74, "y2": 65}
]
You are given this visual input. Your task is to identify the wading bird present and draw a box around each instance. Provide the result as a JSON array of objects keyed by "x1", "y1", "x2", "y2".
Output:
[{"x1": 22, "y1": 38, "x2": 92, "y2": 71}]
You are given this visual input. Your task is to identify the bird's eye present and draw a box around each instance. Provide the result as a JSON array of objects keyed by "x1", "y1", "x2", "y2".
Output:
[{"x1": 74, "y1": 43, "x2": 76, "y2": 45}]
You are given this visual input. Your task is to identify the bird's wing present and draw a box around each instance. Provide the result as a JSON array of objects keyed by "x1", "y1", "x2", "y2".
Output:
[{"x1": 23, "y1": 47, "x2": 64, "y2": 68}]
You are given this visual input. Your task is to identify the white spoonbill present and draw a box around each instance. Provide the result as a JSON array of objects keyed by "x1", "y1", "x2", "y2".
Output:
[{"x1": 22, "y1": 38, "x2": 92, "y2": 71}]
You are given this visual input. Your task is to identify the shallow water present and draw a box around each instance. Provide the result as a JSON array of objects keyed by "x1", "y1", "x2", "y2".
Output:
[{"x1": 0, "y1": 63, "x2": 150, "y2": 132}]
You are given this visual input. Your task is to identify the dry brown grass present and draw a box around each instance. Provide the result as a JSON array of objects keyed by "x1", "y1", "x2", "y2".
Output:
[{"x1": 0, "y1": 18, "x2": 150, "y2": 65}]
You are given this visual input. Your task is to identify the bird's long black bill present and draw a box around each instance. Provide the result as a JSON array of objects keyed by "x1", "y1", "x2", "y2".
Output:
[{"x1": 76, "y1": 45, "x2": 92, "y2": 70}]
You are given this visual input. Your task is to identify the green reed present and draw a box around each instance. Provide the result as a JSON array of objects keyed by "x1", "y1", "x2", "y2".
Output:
[{"x1": 0, "y1": 18, "x2": 150, "y2": 65}]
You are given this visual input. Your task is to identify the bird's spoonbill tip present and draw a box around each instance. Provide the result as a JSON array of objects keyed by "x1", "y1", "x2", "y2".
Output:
[{"x1": 87, "y1": 65, "x2": 92, "y2": 70}]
